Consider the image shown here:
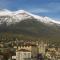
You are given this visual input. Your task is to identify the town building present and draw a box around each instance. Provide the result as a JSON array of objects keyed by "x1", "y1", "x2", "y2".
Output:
[
  {"x1": 13, "y1": 41, "x2": 38, "y2": 57},
  {"x1": 16, "y1": 49, "x2": 31, "y2": 60}
]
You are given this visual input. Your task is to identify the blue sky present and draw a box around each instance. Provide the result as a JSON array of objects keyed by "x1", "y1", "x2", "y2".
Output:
[{"x1": 0, "y1": 0, "x2": 60, "y2": 21}]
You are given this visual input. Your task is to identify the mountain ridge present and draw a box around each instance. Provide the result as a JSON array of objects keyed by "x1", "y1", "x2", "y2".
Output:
[
  {"x1": 0, "y1": 9, "x2": 60, "y2": 42},
  {"x1": 0, "y1": 9, "x2": 60, "y2": 25}
]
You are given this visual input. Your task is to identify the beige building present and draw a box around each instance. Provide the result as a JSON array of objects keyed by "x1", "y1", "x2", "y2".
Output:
[
  {"x1": 14, "y1": 41, "x2": 48, "y2": 58},
  {"x1": 14, "y1": 42, "x2": 38, "y2": 57},
  {"x1": 16, "y1": 49, "x2": 31, "y2": 60}
]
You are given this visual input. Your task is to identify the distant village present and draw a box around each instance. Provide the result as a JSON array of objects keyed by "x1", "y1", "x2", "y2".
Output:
[{"x1": 0, "y1": 39, "x2": 60, "y2": 60}]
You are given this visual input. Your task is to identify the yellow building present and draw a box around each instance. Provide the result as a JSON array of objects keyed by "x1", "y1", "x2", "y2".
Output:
[{"x1": 38, "y1": 42, "x2": 47, "y2": 55}]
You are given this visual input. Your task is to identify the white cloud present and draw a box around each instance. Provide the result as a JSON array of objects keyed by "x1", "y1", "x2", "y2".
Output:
[{"x1": 29, "y1": 8, "x2": 50, "y2": 14}]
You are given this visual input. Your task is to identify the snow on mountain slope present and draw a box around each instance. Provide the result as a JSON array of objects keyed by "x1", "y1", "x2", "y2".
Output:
[{"x1": 0, "y1": 9, "x2": 60, "y2": 25}]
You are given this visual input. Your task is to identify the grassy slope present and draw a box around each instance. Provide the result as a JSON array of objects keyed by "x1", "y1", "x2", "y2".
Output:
[{"x1": 0, "y1": 19, "x2": 60, "y2": 44}]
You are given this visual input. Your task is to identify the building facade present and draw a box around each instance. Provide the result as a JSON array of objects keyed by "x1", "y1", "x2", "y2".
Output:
[{"x1": 16, "y1": 49, "x2": 31, "y2": 60}]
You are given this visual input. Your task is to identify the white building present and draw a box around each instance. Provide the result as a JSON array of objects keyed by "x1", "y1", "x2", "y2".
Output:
[{"x1": 16, "y1": 49, "x2": 31, "y2": 60}]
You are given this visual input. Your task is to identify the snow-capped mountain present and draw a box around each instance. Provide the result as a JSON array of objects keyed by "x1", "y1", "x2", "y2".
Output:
[
  {"x1": 1, "y1": 9, "x2": 60, "y2": 41},
  {"x1": 0, "y1": 9, "x2": 60, "y2": 25}
]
